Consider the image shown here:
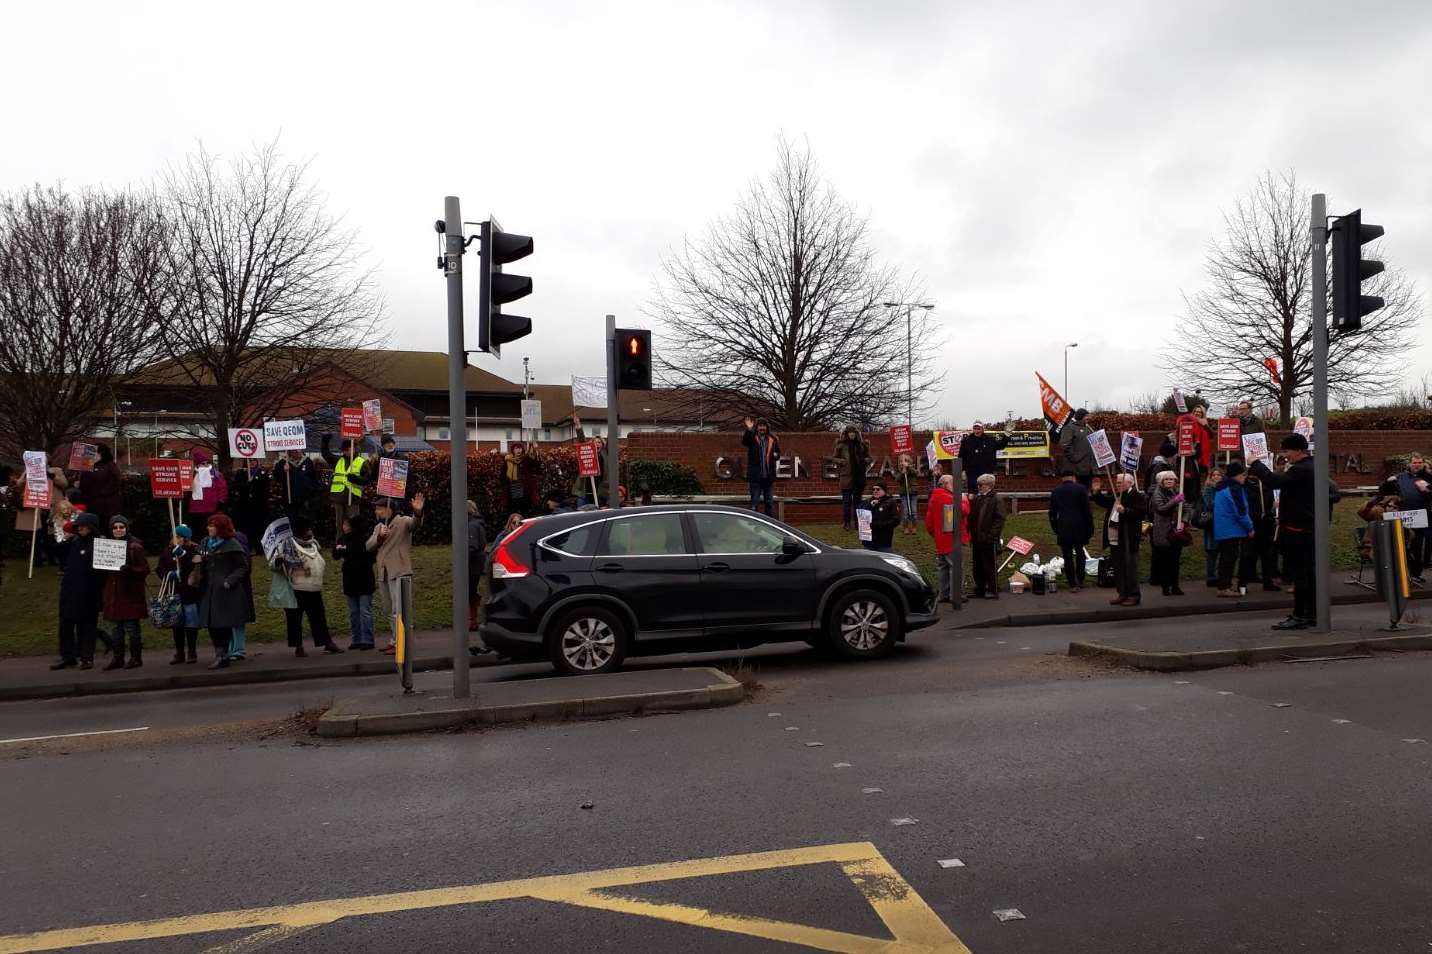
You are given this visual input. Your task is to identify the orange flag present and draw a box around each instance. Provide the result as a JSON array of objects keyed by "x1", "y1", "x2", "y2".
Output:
[{"x1": 1037, "y1": 372, "x2": 1072, "y2": 431}]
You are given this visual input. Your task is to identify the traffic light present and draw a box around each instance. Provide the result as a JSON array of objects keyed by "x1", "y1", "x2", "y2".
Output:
[
  {"x1": 615, "y1": 328, "x2": 652, "y2": 390},
  {"x1": 1330, "y1": 209, "x2": 1384, "y2": 332},
  {"x1": 477, "y1": 218, "x2": 534, "y2": 356}
]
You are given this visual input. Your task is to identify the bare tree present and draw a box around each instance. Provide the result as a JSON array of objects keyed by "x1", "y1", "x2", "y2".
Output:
[
  {"x1": 649, "y1": 139, "x2": 938, "y2": 431},
  {"x1": 1164, "y1": 170, "x2": 1420, "y2": 426},
  {"x1": 154, "y1": 140, "x2": 384, "y2": 465},
  {"x1": 0, "y1": 185, "x2": 168, "y2": 457}
]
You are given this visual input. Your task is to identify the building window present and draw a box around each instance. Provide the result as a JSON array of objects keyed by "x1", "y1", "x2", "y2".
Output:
[
  {"x1": 543, "y1": 429, "x2": 552, "y2": 441},
  {"x1": 437, "y1": 427, "x2": 451, "y2": 441},
  {"x1": 505, "y1": 430, "x2": 513, "y2": 440}
]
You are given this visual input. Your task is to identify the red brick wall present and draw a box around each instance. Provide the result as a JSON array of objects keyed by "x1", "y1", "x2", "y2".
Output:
[{"x1": 625, "y1": 429, "x2": 1425, "y2": 495}]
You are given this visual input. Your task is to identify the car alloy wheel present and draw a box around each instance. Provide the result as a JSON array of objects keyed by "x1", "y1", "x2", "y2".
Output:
[
  {"x1": 840, "y1": 599, "x2": 889, "y2": 652},
  {"x1": 561, "y1": 617, "x2": 617, "y2": 672}
]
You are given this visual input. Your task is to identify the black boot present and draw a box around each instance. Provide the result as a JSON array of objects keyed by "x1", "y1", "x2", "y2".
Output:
[
  {"x1": 124, "y1": 634, "x2": 143, "y2": 669},
  {"x1": 103, "y1": 640, "x2": 126, "y2": 671}
]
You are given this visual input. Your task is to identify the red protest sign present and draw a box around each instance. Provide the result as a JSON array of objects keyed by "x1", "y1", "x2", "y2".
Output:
[
  {"x1": 1216, "y1": 419, "x2": 1241, "y2": 452},
  {"x1": 22, "y1": 481, "x2": 51, "y2": 509},
  {"x1": 1176, "y1": 421, "x2": 1196, "y2": 457},
  {"x1": 67, "y1": 442, "x2": 99, "y2": 472},
  {"x1": 376, "y1": 457, "x2": 409, "y2": 498},
  {"x1": 1007, "y1": 536, "x2": 1035, "y2": 555},
  {"x1": 148, "y1": 459, "x2": 185, "y2": 499},
  {"x1": 178, "y1": 460, "x2": 194, "y2": 494},
  {"x1": 577, "y1": 441, "x2": 601, "y2": 478},
  {"x1": 340, "y1": 408, "x2": 364, "y2": 439},
  {"x1": 889, "y1": 425, "x2": 914, "y2": 455}
]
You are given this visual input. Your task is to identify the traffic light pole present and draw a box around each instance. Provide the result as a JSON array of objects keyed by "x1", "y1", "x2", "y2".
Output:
[
  {"x1": 605, "y1": 315, "x2": 620, "y2": 507},
  {"x1": 444, "y1": 195, "x2": 471, "y2": 699},
  {"x1": 1311, "y1": 192, "x2": 1332, "y2": 634}
]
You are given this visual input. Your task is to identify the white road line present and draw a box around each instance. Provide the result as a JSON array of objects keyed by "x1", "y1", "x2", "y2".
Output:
[{"x1": 0, "y1": 726, "x2": 150, "y2": 745}]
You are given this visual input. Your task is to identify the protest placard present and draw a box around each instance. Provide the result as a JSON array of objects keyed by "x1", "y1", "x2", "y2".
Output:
[
  {"x1": 520, "y1": 400, "x2": 542, "y2": 431},
  {"x1": 22, "y1": 480, "x2": 50, "y2": 510},
  {"x1": 261, "y1": 517, "x2": 293, "y2": 562},
  {"x1": 856, "y1": 509, "x2": 873, "y2": 542},
  {"x1": 1242, "y1": 432, "x2": 1271, "y2": 467},
  {"x1": 1007, "y1": 536, "x2": 1035, "y2": 555},
  {"x1": 228, "y1": 427, "x2": 265, "y2": 459},
  {"x1": 933, "y1": 431, "x2": 965, "y2": 460},
  {"x1": 23, "y1": 450, "x2": 47, "y2": 486},
  {"x1": 994, "y1": 431, "x2": 1051, "y2": 460},
  {"x1": 340, "y1": 408, "x2": 364, "y2": 439},
  {"x1": 92, "y1": 538, "x2": 128, "y2": 571},
  {"x1": 1176, "y1": 421, "x2": 1196, "y2": 457},
  {"x1": 1173, "y1": 388, "x2": 1188, "y2": 413},
  {"x1": 1294, "y1": 416, "x2": 1315, "y2": 449},
  {"x1": 1384, "y1": 509, "x2": 1430, "y2": 530},
  {"x1": 925, "y1": 441, "x2": 938, "y2": 471},
  {"x1": 376, "y1": 457, "x2": 409, "y2": 498},
  {"x1": 889, "y1": 425, "x2": 914, "y2": 455},
  {"x1": 1087, "y1": 429, "x2": 1116, "y2": 469},
  {"x1": 1119, "y1": 432, "x2": 1143, "y2": 472},
  {"x1": 264, "y1": 419, "x2": 307, "y2": 452},
  {"x1": 178, "y1": 460, "x2": 194, "y2": 494},
  {"x1": 68, "y1": 442, "x2": 99, "y2": 472},
  {"x1": 148, "y1": 459, "x2": 185, "y2": 499},
  {"x1": 577, "y1": 441, "x2": 601, "y2": 477},
  {"x1": 362, "y1": 398, "x2": 383, "y2": 433},
  {"x1": 1216, "y1": 419, "x2": 1241, "y2": 452}
]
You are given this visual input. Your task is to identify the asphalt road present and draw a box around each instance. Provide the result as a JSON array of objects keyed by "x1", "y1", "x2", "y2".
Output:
[{"x1": 3, "y1": 620, "x2": 1432, "y2": 952}]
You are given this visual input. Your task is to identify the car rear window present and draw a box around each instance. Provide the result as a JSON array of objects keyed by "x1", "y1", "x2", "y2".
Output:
[
  {"x1": 602, "y1": 514, "x2": 688, "y2": 556},
  {"x1": 544, "y1": 523, "x2": 599, "y2": 557}
]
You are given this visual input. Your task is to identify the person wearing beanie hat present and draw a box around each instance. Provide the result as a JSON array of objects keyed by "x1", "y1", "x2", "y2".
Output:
[
  {"x1": 157, "y1": 526, "x2": 203, "y2": 664},
  {"x1": 101, "y1": 515, "x2": 151, "y2": 669},
  {"x1": 1212, "y1": 461, "x2": 1255, "y2": 596},
  {"x1": 51, "y1": 511, "x2": 106, "y2": 670},
  {"x1": 1057, "y1": 411, "x2": 1096, "y2": 488},
  {"x1": 1250, "y1": 433, "x2": 1316, "y2": 628}
]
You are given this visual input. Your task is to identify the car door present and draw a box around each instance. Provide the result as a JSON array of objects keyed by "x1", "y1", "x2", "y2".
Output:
[
  {"x1": 689, "y1": 511, "x2": 817, "y2": 633},
  {"x1": 595, "y1": 511, "x2": 703, "y2": 637}
]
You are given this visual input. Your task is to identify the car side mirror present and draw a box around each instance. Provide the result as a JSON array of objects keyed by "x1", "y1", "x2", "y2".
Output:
[{"x1": 781, "y1": 540, "x2": 805, "y2": 557}]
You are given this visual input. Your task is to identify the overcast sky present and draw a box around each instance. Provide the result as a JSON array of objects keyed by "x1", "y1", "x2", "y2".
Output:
[{"x1": 4, "y1": 0, "x2": 1430, "y2": 425}]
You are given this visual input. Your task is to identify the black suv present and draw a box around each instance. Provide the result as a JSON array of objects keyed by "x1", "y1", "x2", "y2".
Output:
[{"x1": 480, "y1": 504, "x2": 937, "y2": 675}]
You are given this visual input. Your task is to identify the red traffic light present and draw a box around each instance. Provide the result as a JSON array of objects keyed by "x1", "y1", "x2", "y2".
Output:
[{"x1": 626, "y1": 335, "x2": 643, "y2": 357}]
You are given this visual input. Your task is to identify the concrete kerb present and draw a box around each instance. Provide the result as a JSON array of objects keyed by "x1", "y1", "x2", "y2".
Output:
[
  {"x1": 317, "y1": 667, "x2": 745, "y2": 738},
  {"x1": 1069, "y1": 633, "x2": 1432, "y2": 672}
]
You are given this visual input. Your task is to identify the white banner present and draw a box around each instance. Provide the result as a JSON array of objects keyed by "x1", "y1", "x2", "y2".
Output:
[
  {"x1": 571, "y1": 376, "x2": 608, "y2": 409},
  {"x1": 521, "y1": 399, "x2": 542, "y2": 431},
  {"x1": 92, "y1": 538, "x2": 128, "y2": 571},
  {"x1": 1384, "y1": 509, "x2": 1430, "y2": 530},
  {"x1": 263, "y1": 419, "x2": 307, "y2": 452}
]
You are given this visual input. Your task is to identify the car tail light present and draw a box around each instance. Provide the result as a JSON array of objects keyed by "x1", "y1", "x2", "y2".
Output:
[{"x1": 491, "y1": 521, "x2": 534, "y2": 579}]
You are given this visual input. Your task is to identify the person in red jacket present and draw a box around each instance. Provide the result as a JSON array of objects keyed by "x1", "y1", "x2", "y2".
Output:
[
  {"x1": 1174, "y1": 406, "x2": 1215, "y2": 498},
  {"x1": 924, "y1": 474, "x2": 969, "y2": 604},
  {"x1": 101, "y1": 515, "x2": 151, "y2": 670}
]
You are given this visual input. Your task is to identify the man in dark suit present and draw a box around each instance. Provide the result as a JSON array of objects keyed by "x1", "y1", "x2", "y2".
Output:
[{"x1": 1049, "y1": 468, "x2": 1093, "y2": 589}]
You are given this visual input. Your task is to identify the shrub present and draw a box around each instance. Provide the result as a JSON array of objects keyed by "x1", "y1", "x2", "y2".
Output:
[{"x1": 621, "y1": 459, "x2": 704, "y2": 496}]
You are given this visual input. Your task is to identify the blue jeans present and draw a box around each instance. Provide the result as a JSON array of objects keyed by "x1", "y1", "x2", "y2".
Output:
[
  {"x1": 346, "y1": 594, "x2": 374, "y2": 647},
  {"x1": 902, "y1": 492, "x2": 918, "y2": 523},
  {"x1": 228, "y1": 624, "x2": 247, "y2": 658},
  {"x1": 749, "y1": 479, "x2": 774, "y2": 516}
]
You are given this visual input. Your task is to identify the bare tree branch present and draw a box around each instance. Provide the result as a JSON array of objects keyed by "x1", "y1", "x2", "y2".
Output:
[
  {"x1": 153, "y1": 139, "x2": 386, "y2": 465},
  {"x1": 1163, "y1": 170, "x2": 1420, "y2": 426},
  {"x1": 0, "y1": 185, "x2": 167, "y2": 457},
  {"x1": 647, "y1": 138, "x2": 940, "y2": 431}
]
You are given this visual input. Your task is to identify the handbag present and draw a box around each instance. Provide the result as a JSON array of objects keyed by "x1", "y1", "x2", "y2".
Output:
[
  {"x1": 268, "y1": 569, "x2": 298, "y2": 610},
  {"x1": 1169, "y1": 525, "x2": 1194, "y2": 547},
  {"x1": 149, "y1": 572, "x2": 182, "y2": 629}
]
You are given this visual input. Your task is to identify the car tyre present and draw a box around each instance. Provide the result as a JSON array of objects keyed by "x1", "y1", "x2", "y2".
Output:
[
  {"x1": 826, "y1": 588, "x2": 901, "y2": 660},
  {"x1": 547, "y1": 605, "x2": 629, "y2": 676}
]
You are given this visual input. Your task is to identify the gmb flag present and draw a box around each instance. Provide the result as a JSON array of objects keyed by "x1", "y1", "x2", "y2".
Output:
[{"x1": 1036, "y1": 372, "x2": 1072, "y2": 435}]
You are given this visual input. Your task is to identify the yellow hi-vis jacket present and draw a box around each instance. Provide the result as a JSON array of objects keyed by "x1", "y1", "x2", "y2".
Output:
[{"x1": 330, "y1": 455, "x2": 366, "y2": 499}]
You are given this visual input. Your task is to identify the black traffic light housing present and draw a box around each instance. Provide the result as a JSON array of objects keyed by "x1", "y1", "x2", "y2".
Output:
[
  {"x1": 1330, "y1": 209, "x2": 1384, "y2": 332},
  {"x1": 478, "y1": 218, "x2": 534, "y2": 356},
  {"x1": 615, "y1": 328, "x2": 652, "y2": 391}
]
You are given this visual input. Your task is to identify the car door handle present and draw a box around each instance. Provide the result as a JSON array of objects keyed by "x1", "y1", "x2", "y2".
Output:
[
  {"x1": 597, "y1": 563, "x2": 623, "y2": 573},
  {"x1": 704, "y1": 562, "x2": 731, "y2": 573}
]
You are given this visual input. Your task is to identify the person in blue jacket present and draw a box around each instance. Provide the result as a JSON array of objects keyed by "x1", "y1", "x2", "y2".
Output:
[{"x1": 1213, "y1": 461, "x2": 1256, "y2": 596}]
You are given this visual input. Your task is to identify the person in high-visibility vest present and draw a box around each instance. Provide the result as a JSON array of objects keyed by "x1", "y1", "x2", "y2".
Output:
[{"x1": 321, "y1": 434, "x2": 368, "y2": 538}]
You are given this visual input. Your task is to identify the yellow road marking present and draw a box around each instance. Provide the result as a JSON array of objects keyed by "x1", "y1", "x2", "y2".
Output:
[
  {"x1": 198, "y1": 924, "x2": 317, "y2": 953},
  {"x1": 0, "y1": 842, "x2": 972, "y2": 953}
]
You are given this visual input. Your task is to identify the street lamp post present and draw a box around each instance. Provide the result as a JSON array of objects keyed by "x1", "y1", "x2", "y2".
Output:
[
  {"x1": 883, "y1": 301, "x2": 936, "y2": 426},
  {"x1": 1064, "y1": 343, "x2": 1078, "y2": 400}
]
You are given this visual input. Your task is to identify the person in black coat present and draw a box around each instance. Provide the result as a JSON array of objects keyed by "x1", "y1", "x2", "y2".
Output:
[
  {"x1": 1250, "y1": 434, "x2": 1317, "y2": 629},
  {"x1": 79, "y1": 444, "x2": 123, "y2": 527},
  {"x1": 1092, "y1": 473, "x2": 1147, "y2": 605},
  {"x1": 195, "y1": 514, "x2": 252, "y2": 668},
  {"x1": 741, "y1": 417, "x2": 781, "y2": 517},
  {"x1": 51, "y1": 512, "x2": 106, "y2": 669},
  {"x1": 864, "y1": 483, "x2": 902, "y2": 553},
  {"x1": 957, "y1": 423, "x2": 1009, "y2": 494},
  {"x1": 1048, "y1": 469, "x2": 1094, "y2": 588}
]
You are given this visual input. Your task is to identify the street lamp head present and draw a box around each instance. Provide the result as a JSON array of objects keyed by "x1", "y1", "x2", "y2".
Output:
[
  {"x1": 919, "y1": 303, "x2": 935, "y2": 311},
  {"x1": 1067, "y1": 342, "x2": 1078, "y2": 349},
  {"x1": 882, "y1": 302, "x2": 901, "y2": 308}
]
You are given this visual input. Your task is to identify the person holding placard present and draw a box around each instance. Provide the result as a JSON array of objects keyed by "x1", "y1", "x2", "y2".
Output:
[
  {"x1": 157, "y1": 527, "x2": 202, "y2": 664},
  {"x1": 895, "y1": 454, "x2": 919, "y2": 533},
  {"x1": 1249, "y1": 434, "x2": 1316, "y2": 630},
  {"x1": 369, "y1": 493, "x2": 426, "y2": 669},
  {"x1": 186, "y1": 450, "x2": 229, "y2": 541},
  {"x1": 1148, "y1": 471, "x2": 1188, "y2": 597},
  {"x1": 51, "y1": 512, "x2": 105, "y2": 669},
  {"x1": 99, "y1": 516, "x2": 151, "y2": 670},
  {"x1": 1093, "y1": 473, "x2": 1147, "y2": 606},
  {"x1": 1379, "y1": 453, "x2": 1432, "y2": 584},
  {"x1": 958, "y1": 422, "x2": 1008, "y2": 494},
  {"x1": 924, "y1": 475, "x2": 959, "y2": 604},
  {"x1": 865, "y1": 483, "x2": 902, "y2": 553},
  {"x1": 322, "y1": 435, "x2": 369, "y2": 536},
  {"x1": 1212, "y1": 462, "x2": 1257, "y2": 597},
  {"x1": 968, "y1": 474, "x2": 1006, "y2": 599},
  {"x1": 1199, "y1": 467, "x2": 1225, "y2": 587},
  {"x1": 1057, "y1": 410, "x2": 1096, "y2": 488}
]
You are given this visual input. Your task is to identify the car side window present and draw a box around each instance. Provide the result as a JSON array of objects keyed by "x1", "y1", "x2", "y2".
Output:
[
  {"x1": 602, "y1": 514, "x2": 689, "y2": 556},
  {"x1": 544, "y1": 524, "x2": 598, "y2": 557},
  {"x1": 692, "y1": 512, "x2": 796, "y2": 554}
]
